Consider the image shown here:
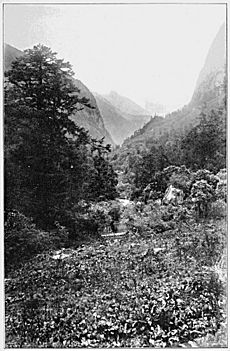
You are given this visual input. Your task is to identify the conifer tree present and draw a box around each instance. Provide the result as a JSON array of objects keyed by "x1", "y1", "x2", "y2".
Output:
[
  {"x1": 5, "y1": 44, "x2": 112, "y2": 229},
  {"x1": 181, "y1": 108, "x2": 226, "y2": 172}
]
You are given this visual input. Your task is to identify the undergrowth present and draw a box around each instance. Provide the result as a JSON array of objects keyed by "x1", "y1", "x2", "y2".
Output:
[{"x1": 5, "y1": 217, "x2": 226, "y2": 348}]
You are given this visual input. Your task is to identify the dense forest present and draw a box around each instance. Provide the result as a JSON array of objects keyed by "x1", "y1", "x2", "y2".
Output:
[{"x1": 5, "y1": 45, "x2": 227, "y2": 348}]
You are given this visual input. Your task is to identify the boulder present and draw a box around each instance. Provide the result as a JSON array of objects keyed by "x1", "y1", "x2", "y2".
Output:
[{"x1": 163, "y1": 185, "x2": 184, "y2": 205}]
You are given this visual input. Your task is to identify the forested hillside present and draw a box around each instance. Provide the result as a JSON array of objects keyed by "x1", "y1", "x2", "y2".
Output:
[{"x1": 112, "y1": 23, "x2": 226, "y2": 176}]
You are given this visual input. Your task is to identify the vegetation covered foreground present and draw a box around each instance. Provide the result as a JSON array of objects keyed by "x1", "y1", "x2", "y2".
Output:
[{"x1": 4, "y1": 45, "x2": 227, "y2": 348}]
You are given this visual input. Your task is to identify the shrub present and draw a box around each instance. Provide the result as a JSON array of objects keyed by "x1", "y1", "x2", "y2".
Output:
[
  {"x1": 192, "y1": 169, "x2": 219, "y2": 189},
  {"x1": 177, "y1": 220, "x2": 226, "y2": 267},
  {"x1": 120, "y1": 202, "x2": 173, "y2": 237},
  {"x1": 51, "y1": 221, "x2": 69, "y2": 247},
  {"x1": 209, "y1": 200, "x2": 227, "y2": 219},
  {"x1": 190, "y1": 180, "x2": 215, "y2": 218},
  {"x1": 215, "y1": 169, "x2": 227, "y2": 202},
  {"x1": 168, "y1": 172, "x2": 192, "y2": 197},
  {"x1": 4, "y1": 210, "x2": 72, "y2": 274},
  {"x1": 216, "y1": 168, "x2": 226, "y2": 182},
  {"x1": 65, "y1": 200, "x2": 122, "y2": 239},
  {"x1": 5, "y1": 210, "x2": 52, "y2": 274}
]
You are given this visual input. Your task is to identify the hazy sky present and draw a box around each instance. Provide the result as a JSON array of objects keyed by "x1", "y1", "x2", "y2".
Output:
[{"x1": 4, "y1": 3, "x2": 226, "y2": 112}]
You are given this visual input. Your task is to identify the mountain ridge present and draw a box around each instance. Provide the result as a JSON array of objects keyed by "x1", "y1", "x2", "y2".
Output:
[
  {"x1": 94, "y1": 93, "x2": 135, "y2": 145},
  {"x1": 194, "y1": 23, "x2": 226, "y2": 91},
  {"x1": 122, "y1": 23, "x2": 226, "y2": 148},
  {"x1": 95, "y1": 91, "x2": 152, "y2": 145},
  {"x1": 104, "y1": 90, "x2": 148, "y2": 116}
]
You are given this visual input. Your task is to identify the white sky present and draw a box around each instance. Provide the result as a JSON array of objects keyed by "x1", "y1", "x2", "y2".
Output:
[{"x1": 4, "y1": 3, "x2": 226, "y2": 112}]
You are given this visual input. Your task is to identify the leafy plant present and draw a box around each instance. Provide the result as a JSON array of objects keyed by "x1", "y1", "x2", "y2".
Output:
[
  {"x1": 5, "y1": 211, "x2": 51, "y2": 274},
  {"x1": 190, "y1": 180, "x2": 215, "y2": 218},
  {"x1": 5, "y1": 230, "x2": 226, "y2": 348},
  {"x1": 209, "y1": 200, "x2": 227, "y2": 219}
]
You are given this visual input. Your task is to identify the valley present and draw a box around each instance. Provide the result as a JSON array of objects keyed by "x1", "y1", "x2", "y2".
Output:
[{"x1": 4, "y1": 20, "x2": 227, "y2": 349}]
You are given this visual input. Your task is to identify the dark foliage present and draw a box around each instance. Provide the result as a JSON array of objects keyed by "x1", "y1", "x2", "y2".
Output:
[
  {"x1": 4, "y1": 45, "x2": 118, "y2": 231},
  {"x1": 181, "y1": 108, "x2": 226, "y2": 172},
  {"x1": 4, "y1": 210, "x2": 68, "y2": 274}
]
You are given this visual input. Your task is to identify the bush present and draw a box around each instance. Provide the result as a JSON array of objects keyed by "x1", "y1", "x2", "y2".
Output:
[
  {"x1": 64, "y1": 200, "x2": 123, "y2": 239},
  {"x1": 5, "y1": 211, "x2": 52, "y2": 274},
  {"x1": 192, "y1": 169, "x2": 219, "y2": 189},
  {"x1": 120, "y1": 202, "x2": 173, "y2": 237},
  {"x1": 215, "y1": 169, "x2": 227, "y2": 202},
  {"x1": 190, "y1": 180, "x2": 215, "y2": 218},
  {"x1": 209, "y1": 200, "x2": 227, "y2": 219},
  {"x1": 168, "y1": 172, "x2": 192, "y2": 197},
  {"x1": 176, "y1": 220, "x2": 226, "y2": 267},
  {"x1": 4, "y1": 210, "x2": 71, "y2": 274}
]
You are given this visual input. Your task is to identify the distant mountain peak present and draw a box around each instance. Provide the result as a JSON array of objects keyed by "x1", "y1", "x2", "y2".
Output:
[
  {"x1": 191, "y1": 23, "x2": 226, "y2": 107},
  {"x1": 4, "y1": 43, "x2": 23, "y2": 71},
  {"x1": 195, "y1": 23, "x2": 226, "y2": 90},
  {"x1": 95, "y1": 92, "x2": 151, "y2": 145},
  {"x1": 109, "y1": 90, "x2": 119, "y2": 96},
  {"x1": 104, "y1": 91, "x2": 148, "y2": 116}
]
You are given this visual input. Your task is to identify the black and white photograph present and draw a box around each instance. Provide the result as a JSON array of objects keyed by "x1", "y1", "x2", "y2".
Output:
[{"x1": 3, "y1": 1, "x2": 227, "y2": 348}]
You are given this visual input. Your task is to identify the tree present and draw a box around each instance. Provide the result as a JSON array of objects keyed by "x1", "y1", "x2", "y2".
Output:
[
  {"x1": 5, "y1": 45, "x2": 91, "y2": 128},
  {"x1": 87, "y1": 139, "x2": 118, "y2": 201},
  {"x1": 181, "y1": 108, "x2": 226, "y2": 172},
  {"x1": 132, "y1": 145, "x2": 170, "y2": 193},
  {"x1": 5, "y1": 44, "x2": 117, "y2": 230}
]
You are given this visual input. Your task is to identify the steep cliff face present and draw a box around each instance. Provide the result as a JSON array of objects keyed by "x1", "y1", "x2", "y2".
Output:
[
  {"x1": 193, "y1": 24, "x2": 226, "y2": 92},
  {"x1": 95, "y1": 91, "x2": 151, "y2": 145},
  {"x1": 190, "y1": 23, "x2": 226, "y2": 108},
  {"x1": 95, "y1": 93, "x2": 149, "y2": 145},
  {"x1": 71, "y1": 80, "x2": 114, "y2": 145},
  {"x1": 4, "y1": 44, "x2": 114, "y2": 145},
  {"x1": 123, "y1": 23, "x2": 226, "y2": 147}
]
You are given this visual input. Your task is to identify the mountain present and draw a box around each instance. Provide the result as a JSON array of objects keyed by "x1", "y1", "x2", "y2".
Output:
[
  {"x1": 193, "y1": 23, "x2": 226, "y2": 92},
  {"x1": 4, "y1": 43, "x2": 114, "y2": 145},
  {"x1": 71, "y1": 80, "x2": 114, "y2": 144},
  {"x1": 94, "y1": 94, "x2": 136, "y2": 145},
  {"x1": 104, "y1": 91, "x2": 148, "y2": 116},
  {"x1": 4, "y1": 44, "x2": 23, "y2": 71},
  {"x1": 123, "y1": 23, "x2": 226, "y2": 148},
  {"x1": 95, "y1": 91, "x2": 151, "y2": 144},
  {"x1": 145, "y1": 101, "x2": 167, "y2": 115},
  {"x1": 104, "y1": 91, "x2": 151, "y2": 125},
  {"x1": 190, "y1": 23, "x2": 226, "y2": 108}
]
